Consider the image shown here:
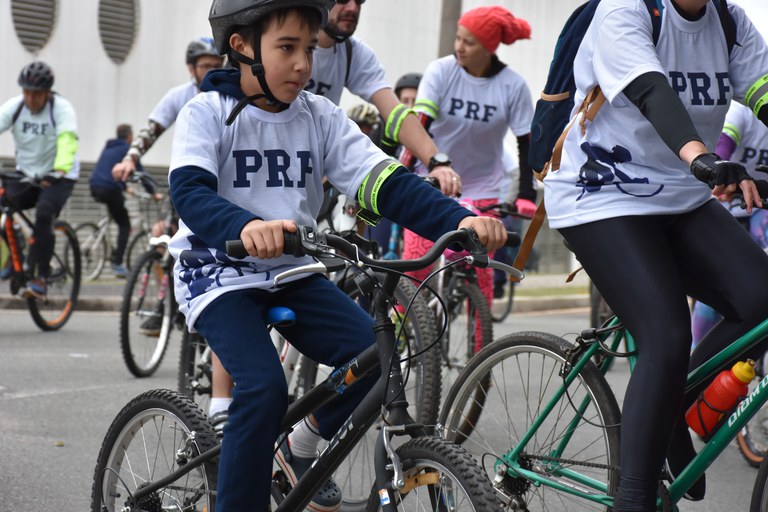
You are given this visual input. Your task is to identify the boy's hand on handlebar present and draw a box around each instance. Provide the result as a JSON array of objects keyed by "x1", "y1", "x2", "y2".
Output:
[
  {"x1": 240, "y1": 219, "x2": 298, "y2": 259},
  {"x1": 458, "y1": 216, "x2": 507, "y2": 252},
  {"x1": 720, "y1": 179, "x2": 762, "y2": 214},
  {"x1": 428, "y1": 166, "x2": 462, "y2": 198}
]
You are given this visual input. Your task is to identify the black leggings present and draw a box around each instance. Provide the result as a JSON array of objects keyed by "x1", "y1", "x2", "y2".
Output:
[
  {"x1": 91, "y1": 186, "x2": 130, "y2": 265},
  {"x1": 559, "y1": 200, "x2": 768, "y2": 511}
]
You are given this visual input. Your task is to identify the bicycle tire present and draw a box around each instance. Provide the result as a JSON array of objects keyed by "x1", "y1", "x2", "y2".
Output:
[
  {"x1": 441, "y1": 281, "x2": 493, "y2": 417},
  {"x1": 119, "y1": 248, "x2": 173, "y2": 377},
  {"x1": 178, "y1": 330, "x2": 213, "y2": 415},
  {"x1": 74, "y1": 222, "x2": 108, "y2": 281},
  {"x1": 737, "y1": 366, "x2": 768, "y2": 468},
  {"x1": 751, "y1": 449, "x2": 768, "y2": 511},
  {"x1": 492, "y1": 281, "x2": 515, "y2": 323},
  {"x1": 439, "y1": 331, "x2": 621, "y2": 511},
  {"x1": 362, "y1": 437, "x2": 502, "y2": 511},
  {"x1": 28, "y1": 221, "x2": 81, "y2": 331},
  {"x1": 90, "y1": 388, "x2": 218, "y2": 512},
  {"x1": 125, "y1": 227, "x2": 150, "y2": 270}
]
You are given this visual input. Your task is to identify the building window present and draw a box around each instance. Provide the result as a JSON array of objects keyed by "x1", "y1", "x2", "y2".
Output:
[
  {"x1": 98, "y1": 0, "x2": 138, "y2": 64},
  {"x1": 11, "y1": 0, "x2": 58, "y2": 53}
]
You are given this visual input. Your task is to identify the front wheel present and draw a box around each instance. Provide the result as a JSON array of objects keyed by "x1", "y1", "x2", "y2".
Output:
[
  {"x1": 439, "y1": 331, "x2": 622, "y2": 511},
  {"x1": 120, "y1": 248, "x2": 175, "y2": 377},
  {"x1": 28, "y1": 220, "x2": 81, "y2": 331},
  {"x1": 366, "y1": 437, "x2": 502, "y2": 511},
  {"x1": 90, "y1": 389, "x2": 218, "y2": 512}
]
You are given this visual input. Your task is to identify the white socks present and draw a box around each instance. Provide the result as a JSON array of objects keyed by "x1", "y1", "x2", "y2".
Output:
[
  {"x1": 208, "y1": 397, "x2": 232, "y2": 417},
  {"x1": 289, "y1": 417, "x2": 323, "y2": 459}
]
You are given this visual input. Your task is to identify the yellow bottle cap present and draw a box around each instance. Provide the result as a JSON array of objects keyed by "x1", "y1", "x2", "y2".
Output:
[{"x1": 732, "y1": 360, "x2": 756, "y2": 384}]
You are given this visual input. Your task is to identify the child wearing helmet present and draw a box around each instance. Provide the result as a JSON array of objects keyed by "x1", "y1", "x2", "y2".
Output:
[{"x1": 170, "y1": 2, "x2": 508, "y2": 510}]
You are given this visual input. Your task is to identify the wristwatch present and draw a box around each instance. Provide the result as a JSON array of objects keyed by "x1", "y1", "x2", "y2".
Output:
[{"x1": 428, "y1": 152, "x2": 452, "y2": 171}]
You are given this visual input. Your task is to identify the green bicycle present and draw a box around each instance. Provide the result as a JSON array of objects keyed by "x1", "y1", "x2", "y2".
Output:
[{"x1": 439, "y1": 316, "x2": 768, "y2": 510}]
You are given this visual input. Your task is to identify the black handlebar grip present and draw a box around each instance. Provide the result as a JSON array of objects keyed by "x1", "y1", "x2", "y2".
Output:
[
  {"x1": 283, "y1": 231, "x2": 303, "y2": 257},
  {"x1": 505, "y1": 231, "x2": 521, "y2": 248},
  {"x1": 225, "y1": 240, "x2": 247, "y2": 258},
  {"x1": 225, "y1": 231, "x2": 306, "y2": 259},
  {"x1": 756, "y1": 180, "x2": 768, "y2": 201}
]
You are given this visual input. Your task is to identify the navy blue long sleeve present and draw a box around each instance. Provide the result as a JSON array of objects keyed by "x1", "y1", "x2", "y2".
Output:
[
  {"x1": 170, "y1": 165, "x2": 260, "y2": 250},
  {"x1": 373, "y1": 167, "x2": 473, "y2": 240}
]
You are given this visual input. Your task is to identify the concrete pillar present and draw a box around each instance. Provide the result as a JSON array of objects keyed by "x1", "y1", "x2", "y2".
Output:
[{"x1": 438, "y1": 0, "x2": 461, "y2": 57}]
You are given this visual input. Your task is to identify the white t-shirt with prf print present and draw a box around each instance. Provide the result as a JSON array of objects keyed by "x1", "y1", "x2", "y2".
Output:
[
  {"x1": 305, "y1": 36, "x2": 391, "y2": 106},
  {"x1": 416, "y1": 56, "x2": 533, "y2": 200},
  {"x1": 148, "y1": 80, "x2": 199, "y2": 129},
  {"x1": 168, "y1": 90, "x2": 388, "y2": 329},
  {"x1": 544, "y1": 0, "x2": 768, "y2": 229}
]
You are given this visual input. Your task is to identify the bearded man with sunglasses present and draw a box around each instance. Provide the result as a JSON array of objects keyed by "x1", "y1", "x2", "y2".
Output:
[{"x1": 306, "y1": 0, "x2": 462, "y2": 198}]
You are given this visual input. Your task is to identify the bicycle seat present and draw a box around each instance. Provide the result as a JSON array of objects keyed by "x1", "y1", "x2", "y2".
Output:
[{"x1": 266, "y1": 306, "x2": 296, "y2": 327}]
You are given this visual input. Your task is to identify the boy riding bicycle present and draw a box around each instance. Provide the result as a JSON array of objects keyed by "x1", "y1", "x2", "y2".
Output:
[{"x1": 168, "y1": 1, "x2": 507, "y2": 510}]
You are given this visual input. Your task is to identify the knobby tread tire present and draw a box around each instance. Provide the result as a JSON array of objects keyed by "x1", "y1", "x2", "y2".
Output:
[{"x1": 90, "y1": 388, "x2": 218, "y2": 512}]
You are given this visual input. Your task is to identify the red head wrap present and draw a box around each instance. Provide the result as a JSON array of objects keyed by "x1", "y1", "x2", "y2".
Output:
[{"x1": 458, "y1": 6, "x2": 531, "y2": 54}]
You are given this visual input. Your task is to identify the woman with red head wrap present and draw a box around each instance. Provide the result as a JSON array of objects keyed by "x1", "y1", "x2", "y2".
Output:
[{"x1": 403, "y1": 5, "x2": 535, "y2": 319}]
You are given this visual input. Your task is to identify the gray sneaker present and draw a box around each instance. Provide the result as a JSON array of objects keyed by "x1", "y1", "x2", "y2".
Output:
[{"x1": 274, "y1": 436, "x2": 341, "y2": 512}]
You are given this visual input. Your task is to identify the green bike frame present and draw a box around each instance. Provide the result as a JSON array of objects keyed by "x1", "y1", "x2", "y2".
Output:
[{"x1": 499, "y1": 315, "x2": 768, "y2": 508}]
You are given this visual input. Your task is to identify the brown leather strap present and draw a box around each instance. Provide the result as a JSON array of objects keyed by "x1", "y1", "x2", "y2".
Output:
[
  {"x1": 510, "y1": 199, "x2": 547, "y2": 283},
  {"x1": 549, "y1": 86, "x2": 606, "y2": 175}
]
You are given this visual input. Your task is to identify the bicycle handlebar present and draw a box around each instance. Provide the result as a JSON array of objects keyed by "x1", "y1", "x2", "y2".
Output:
[{"x1": 225, "y1": 226, "x2": 523, "y2": 279}]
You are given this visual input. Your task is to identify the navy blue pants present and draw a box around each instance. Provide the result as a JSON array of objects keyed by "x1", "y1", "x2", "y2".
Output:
[
  {"x1": 559, "y1": 200, "x2": 768, "y2": 511},
  {"x1": 90, "y1": 186, "x2": 130, "y2": 265},
  {"x1": 195, "y1": 275, "x2": 377, "y2": 512}
]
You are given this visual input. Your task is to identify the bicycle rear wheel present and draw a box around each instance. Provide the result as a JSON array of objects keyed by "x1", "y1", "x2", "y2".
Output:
[
  {"x1": 75, "y1": 222, "x2": 108, "y2": 281},
  {"x1": 178, "y1": 330, "x2": 212, "y2": 415},
  {"x1": 439, "y1": 331, "x2": 621, "y2": 511},
  {"x1": 364, "y1": 437, "x2": 502, "y2": 511},
  {"x1": 90, "y1": 389, "x2": 218, "y2": 512},
  {"x1": 126, "y1": 227, "x2": 150, "y2": 270},
  {"x1": 28, "y1": 221, "x2": 81, "y2": 331},
  {"x1": 492, "y1": 281, "x2": 515, "y2": 323},
  {"x1": 120, "y1": 248, "x2": 174, "y2": 377}
]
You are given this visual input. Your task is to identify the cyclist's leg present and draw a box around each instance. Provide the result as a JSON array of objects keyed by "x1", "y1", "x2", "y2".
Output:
[
  {"x1": 195, "y1": 288, "x2": 287, "y2": 512},
  {"x1": 402, "y1": 228, "x2": 434, "y2": 283},
  {"x1": 92, "y1": 186, "x2": 130, "y2": 265},
  {"x1": 32, "y1": 178, "x2": 74, "y2": 277},
  {"x1": 276, "y1": 275, "x2": 378, "y2": 439},
  {"x1": 560, "y1": 215, "x2": 693, "y2": 510},
  {"x1": 678, "y1": 202, "x2": 768, "y2": 397}
]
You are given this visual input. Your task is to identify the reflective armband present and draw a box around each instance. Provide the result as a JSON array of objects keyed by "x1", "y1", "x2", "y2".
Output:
[
  {"x1": 413, "y1": 98, "x2": 438, "y2": 120},
  {"x1": 54, "y1": 131, "x2": 78, "y2": 173},
  {"x1": 722, "y1": 122, "x2": 741, "y2": 146},
  {"x1": 383, "y1": 104, "x2": 415, "y2": 145},
  {"x1": 356, "y1": 159, "x2": 401, "y2": 226},
  {"x1": 746, "y1": 74, "x2": 768, "y2": 117}
]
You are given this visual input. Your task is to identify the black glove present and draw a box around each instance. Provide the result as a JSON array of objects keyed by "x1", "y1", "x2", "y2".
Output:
[{"x1": 690, "y1": 153, "x2": 751, "y2": 189}]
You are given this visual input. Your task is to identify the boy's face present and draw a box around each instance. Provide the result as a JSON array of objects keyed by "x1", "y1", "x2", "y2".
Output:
[{"x1": 238, "y1": 11, "x2": 318, "y2": 109}]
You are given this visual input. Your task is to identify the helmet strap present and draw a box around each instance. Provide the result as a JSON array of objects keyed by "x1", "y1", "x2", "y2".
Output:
[{"x1": 227, "y1": 46, "x2": 288, "y2": 123}]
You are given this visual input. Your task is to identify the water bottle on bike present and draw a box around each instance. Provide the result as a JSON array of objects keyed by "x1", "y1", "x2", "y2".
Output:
[{"x1": 686, "y1": 359, "x2": 756, "y2": 438}]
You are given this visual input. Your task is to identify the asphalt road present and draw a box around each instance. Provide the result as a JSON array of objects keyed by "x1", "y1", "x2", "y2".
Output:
[{"x1": 0, "y1": 308, "x2": 761, "y2": 511}]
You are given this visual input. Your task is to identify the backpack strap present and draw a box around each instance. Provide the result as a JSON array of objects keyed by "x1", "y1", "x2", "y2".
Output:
[
  {"x1": 510, "y1": 199, "x2": 547, "y2": 283},
  {"x1": 641, "y1": 0, "x2": 664, "y2": 45},
  {"x1": 344, "y1": 38, "x2": 353, "y2": 85},
  {"x1": 11, "y1": 100, "x2": 24, "y2": 125},
  {"x1": 712, "y1": 0, "x2": 738, "y2": 55},
  {"x1": 11, "y1": 95, "x2": 56, "y2": 128}
]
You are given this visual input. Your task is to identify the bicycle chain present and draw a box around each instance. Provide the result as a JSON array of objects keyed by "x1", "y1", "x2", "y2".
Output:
[{"x1": 521, "y1": 453, "x2": 619, "y2": 472}]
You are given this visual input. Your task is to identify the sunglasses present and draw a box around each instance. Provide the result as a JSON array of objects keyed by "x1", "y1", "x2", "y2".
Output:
[{"x1": 336, "y1": 0, "x2": 365, "y2": 5}]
